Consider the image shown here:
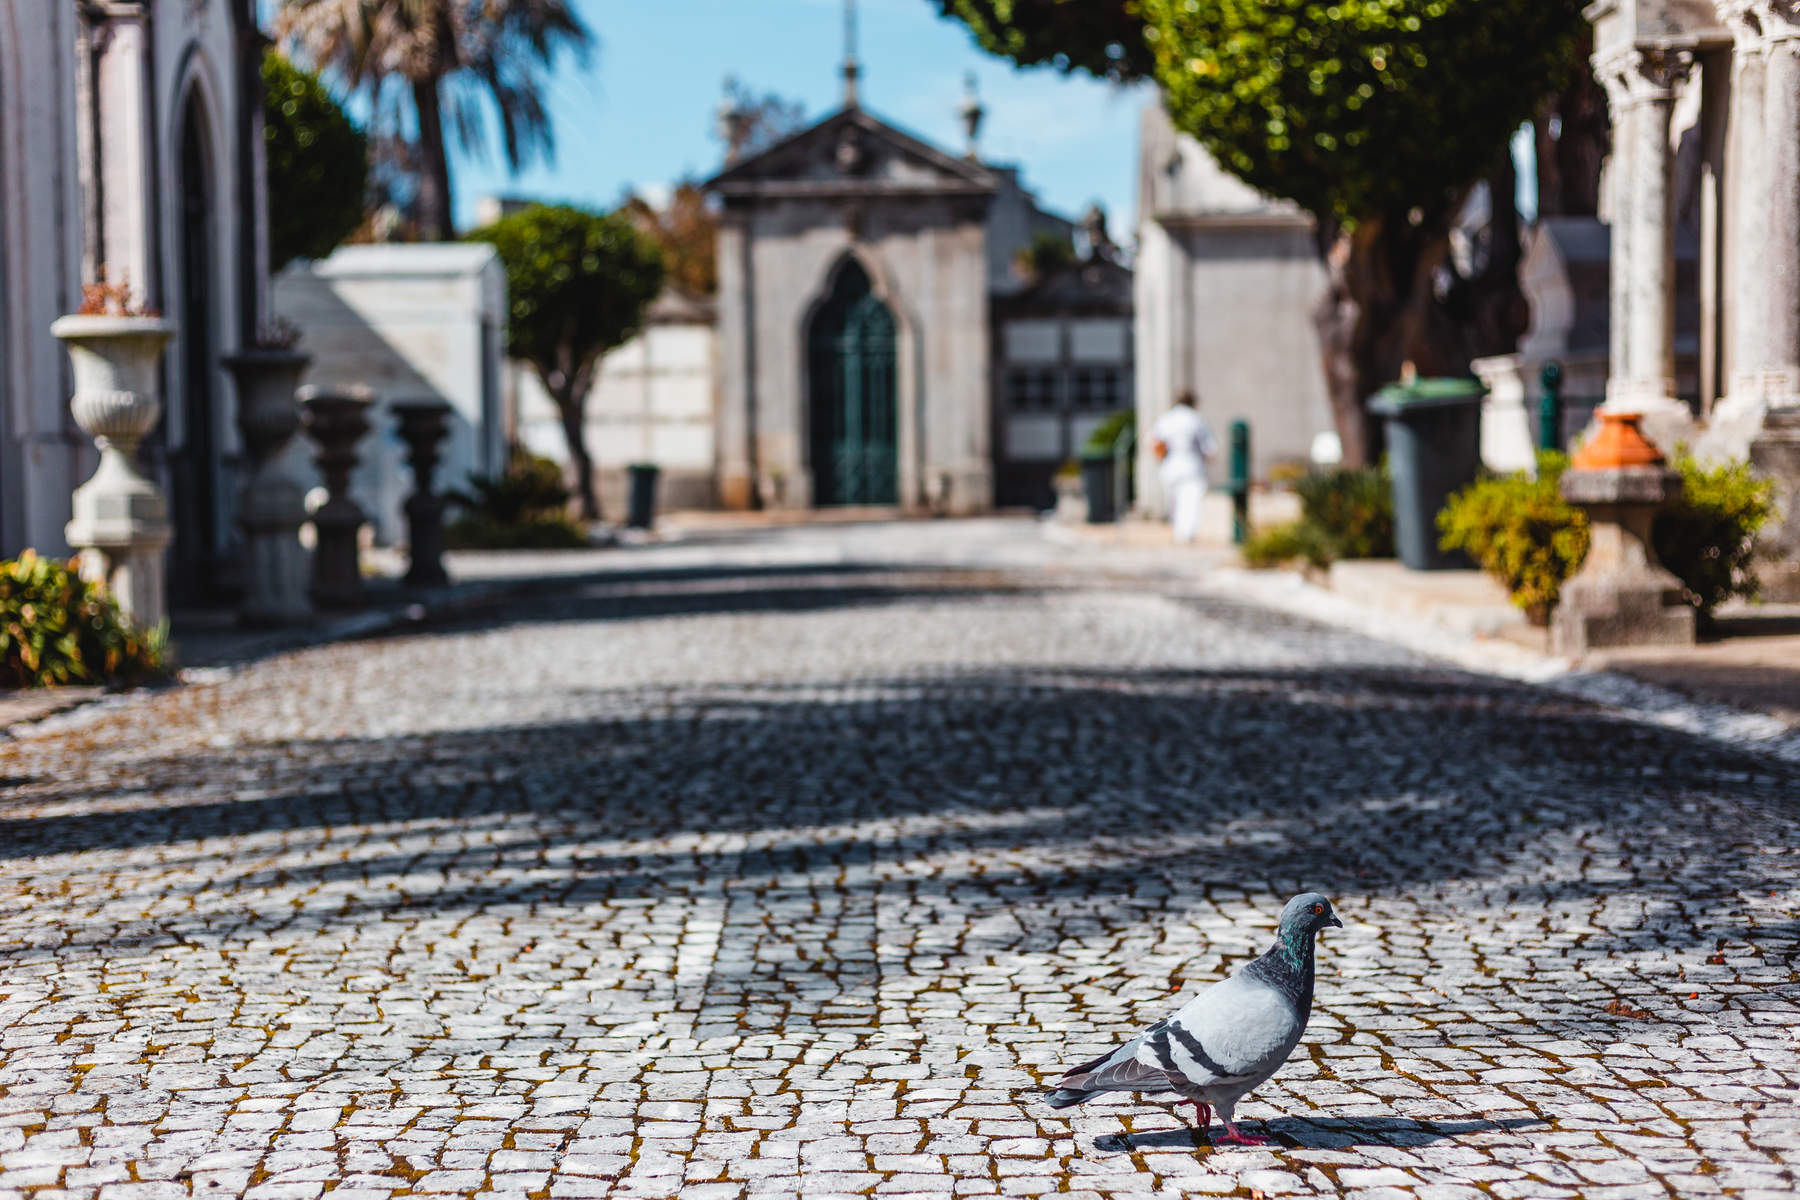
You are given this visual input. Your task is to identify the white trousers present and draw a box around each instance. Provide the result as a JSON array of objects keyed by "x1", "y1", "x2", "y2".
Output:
[{"x1": 1167, "y1": 476, "x2": 1206, "y2": 544}]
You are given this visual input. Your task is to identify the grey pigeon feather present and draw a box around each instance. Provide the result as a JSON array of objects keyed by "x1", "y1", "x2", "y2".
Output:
[{"x1": 1044, "y1": 892, "x2": 1343, "y2": 1146}]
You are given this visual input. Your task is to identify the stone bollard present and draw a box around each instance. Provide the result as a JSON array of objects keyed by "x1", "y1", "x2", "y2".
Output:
[
  {"x1": 300, "y1": 385, "x2": 373, "y2": 610},
  {"x1": 1749, "y1": 409, "x2": 1800, "y2": 602},
  {"x1": 225, "y1": 349, "x2": 314, "y2": 626},
  {"x1": 1552, "y1": 411, "x2": 1695, "y2": 656},
  {"x1": 391, "y1": 400, "x2": 452, "y2": 589},
  {"x1": 52, "y1": 314, "x2": 177, "y2": 630}
]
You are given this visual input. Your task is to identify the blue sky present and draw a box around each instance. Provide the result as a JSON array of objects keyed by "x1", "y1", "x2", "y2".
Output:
[{"x1": 432, "y1": 0, "x2": 1150, "y2": 233}]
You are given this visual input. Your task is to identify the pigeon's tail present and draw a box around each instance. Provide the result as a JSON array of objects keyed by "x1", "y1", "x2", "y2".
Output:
[{"x1": 1043, "y1": 1088, "x2": 1094, "y2": 1109}]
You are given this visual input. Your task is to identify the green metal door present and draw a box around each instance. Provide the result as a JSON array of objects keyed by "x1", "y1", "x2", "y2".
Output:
[{"x1": 808, "y1": 261, "x2": 898, "y2": 505}]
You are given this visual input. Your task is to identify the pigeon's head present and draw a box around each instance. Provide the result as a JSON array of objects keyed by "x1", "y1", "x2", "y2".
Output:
[{"x1": 1279, "y1": 893, "x2": 1343, "y2": 941}]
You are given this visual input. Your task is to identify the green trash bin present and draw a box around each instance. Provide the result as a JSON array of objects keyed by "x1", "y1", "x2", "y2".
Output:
[
  {"x1": 1368, "y1": 377, "x2": 1486, "y2": 571},
  {"x1": 626, "y1": 463, "x2": 660, "y2": 530}
]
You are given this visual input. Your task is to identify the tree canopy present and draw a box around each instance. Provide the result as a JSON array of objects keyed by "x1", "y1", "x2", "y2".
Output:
[
  {"x1": 930, "y1": 1, "x2": 1152, "y2": 82},
  {"x1": 622, "y1": 184, "x2": 718, "y2": 297},
  {"x1": 262, "y1": 52, "x2": 368, "y2": 270},
  {"x1": 467, "y1": 204, "x2": 666, "y2": 518},
  {"x1": 1138, "y1": 0, "x2": 1585, "y2": 228}
]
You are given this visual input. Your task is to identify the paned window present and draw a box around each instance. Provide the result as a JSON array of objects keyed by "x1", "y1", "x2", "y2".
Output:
[{"x1": 1005, "y1": 368, "x2": 1060, "y2": 412}]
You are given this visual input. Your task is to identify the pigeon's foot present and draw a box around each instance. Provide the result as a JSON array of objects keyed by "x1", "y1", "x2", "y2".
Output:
[
  {"x1": 1217, "y1": 1122, "x2": 1267, "y2": 1146},
  {"x1": 1176, "y1": 1100, "x2": 1212, "y2": 1131}
]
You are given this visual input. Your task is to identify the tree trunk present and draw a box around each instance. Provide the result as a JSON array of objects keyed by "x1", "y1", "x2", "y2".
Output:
[
  {"x1": 1311, "y1": 214, "x2": 1454, "y2": 467},
  {"x1": 553, "y1": 384, "x2": 599, "y2": 522},
  {"x1": 412, "y1": 78, "x2": 454, "y2": 241}
]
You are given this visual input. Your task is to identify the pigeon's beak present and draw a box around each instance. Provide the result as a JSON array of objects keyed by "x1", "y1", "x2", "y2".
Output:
[{"x1": 1327, "y1": 915, "x2": 1343, "y2": 929}]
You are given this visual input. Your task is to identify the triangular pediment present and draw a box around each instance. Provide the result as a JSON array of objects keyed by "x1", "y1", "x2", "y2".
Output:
[{"x1": 708, "y1": 108, "x2": 998, "y2": 198}]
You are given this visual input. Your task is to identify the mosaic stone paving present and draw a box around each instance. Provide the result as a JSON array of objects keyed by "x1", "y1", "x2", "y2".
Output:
[{"x1": 1, "y1": 523, "x2": 1796, "y2": 1199}]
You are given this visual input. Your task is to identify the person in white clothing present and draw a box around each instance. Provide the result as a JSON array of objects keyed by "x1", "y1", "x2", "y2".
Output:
[{"x1": 1150, "y1": 391, "x2": 1219, "y2": 545}]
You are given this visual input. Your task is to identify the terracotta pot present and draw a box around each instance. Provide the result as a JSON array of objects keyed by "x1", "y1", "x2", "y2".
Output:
[{"x1": 1572, "y1": 410, "x2": 1666, "y2": 470}]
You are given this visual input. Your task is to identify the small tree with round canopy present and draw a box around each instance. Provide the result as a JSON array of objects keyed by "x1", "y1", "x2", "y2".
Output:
[{"x1": 467, "y1": 204, "x2": 666, "y2": 521}]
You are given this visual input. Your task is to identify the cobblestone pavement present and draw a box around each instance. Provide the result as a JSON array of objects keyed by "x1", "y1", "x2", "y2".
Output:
[{"x1": 2, "y1": 520, "x2": 1797, "y2": 1200}]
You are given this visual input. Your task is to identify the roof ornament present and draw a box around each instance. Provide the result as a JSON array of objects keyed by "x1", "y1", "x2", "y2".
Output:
[
  {"x1": 959, "y1": 72, "x2": 985, "y2": 160},
  {"x1": 842, "y1": 0, "x2": 861, "y2": 109}
]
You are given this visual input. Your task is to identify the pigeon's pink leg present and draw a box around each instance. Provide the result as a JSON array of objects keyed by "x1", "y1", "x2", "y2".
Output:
[
  {"x1": 1176, "y1": 1100, "x2": 1212, "y2": 1130},
  {"x1": 1216, "y1": 1122, "x2": 1267, "y2": 1146}
]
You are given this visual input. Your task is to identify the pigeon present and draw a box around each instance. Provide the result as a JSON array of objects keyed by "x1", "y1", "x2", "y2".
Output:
[{"x1": 1043, "y1": 892, "x2": 1343, "y2": 1146}]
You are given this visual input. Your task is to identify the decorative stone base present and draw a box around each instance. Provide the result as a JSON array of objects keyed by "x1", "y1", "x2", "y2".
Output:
[
  {"x1": 1750, "y1": 408, "x2": 1800, "y2": 602},
  {"x1": 1552, "y1": 572, "x2": 1696, "y2": 656}
]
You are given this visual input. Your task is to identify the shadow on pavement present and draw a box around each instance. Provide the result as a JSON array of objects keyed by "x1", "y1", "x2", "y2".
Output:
[{"x1": 1093, "y1": 1116, "x2": 1547, "y2": 1152}]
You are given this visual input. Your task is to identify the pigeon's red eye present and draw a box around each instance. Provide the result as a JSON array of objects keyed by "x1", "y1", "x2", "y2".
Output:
[{"x1": 1312, "y1": 904, "x2": 1324, "y2": 915}]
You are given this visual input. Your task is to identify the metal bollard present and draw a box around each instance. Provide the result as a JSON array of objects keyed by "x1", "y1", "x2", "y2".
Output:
[
  {"x1": 1539, "y1": 360, "x2": 1564, "y2": 452},
  {"x1": 1229, "y1": 419, "x2": 1251, "y2": 545}
]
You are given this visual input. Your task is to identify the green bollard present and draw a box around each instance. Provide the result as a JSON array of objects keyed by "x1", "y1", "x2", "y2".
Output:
[
  {"x1": 1229, "y1": 419, "x2": 1251, "y2": 545},
  {"x1": 1538, "y1": 361, "x2": 1564, "y2": 452}
]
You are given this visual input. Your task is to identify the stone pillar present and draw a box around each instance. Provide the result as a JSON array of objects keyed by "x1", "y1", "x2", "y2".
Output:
[
  {"x1": 300, "y1": 385, "x2": 373, "y2": 610},
  {"x1": 53, "y1": 315, "x2": 176, "y2": 630},
  {"x1": 79, "y1": 3, "x2": 157, "y2": 294},
  {"x1": 1609, "y1": 48, "x2": 1693, "y2": 410},
  {"x1": 1761, "y1": 17, "x2": 1800, "y2": 405},
  {"x1": 1552, "y1": 411, "x2": 1696, "y2": 656},
  {"x1": 224, "y1": 351, "x2": 314, "y2": 627},
  {"x1": 1750, "y1": 410, "x2": 1800, "y2": 599},
  {"x1": 392, "y1": 400, "x2": 452, "y2": 589},
  {"x1": 1726, "y1": 6, "x2": 1769, "y2": 403}
]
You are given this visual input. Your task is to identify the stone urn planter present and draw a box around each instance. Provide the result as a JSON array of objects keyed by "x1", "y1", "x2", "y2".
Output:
[
  {"x1": 390, "y1": 400, "x2": 452, "y2": 589},
  {"x1": 224, "y1": 349, "x2": 314, "y2": 627},
  {"x1": 51, "y1": 314, "x2": 177, "y2": 630},
  {"x1": 1551, "y1": 411, "x2": 1695, "y2": 656}
]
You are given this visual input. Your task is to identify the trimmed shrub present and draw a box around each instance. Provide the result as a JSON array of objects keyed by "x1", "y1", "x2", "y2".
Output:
[
  {"x1": 1439, "y1": 452, "x2": 1775, "y2": 625},
  {"x1": 1241, "y1": 519, "x2": 1334, "y2": 569},
  {"x1": 1437, "y1": 453, "x2": 1589, "y2": 624},
  {"x1": 0, "y1": 550, "x2": 166, "y2": 688},
  {"x1": 1655, "y1": 455, "x2": 1775, "y2": 619},
  {"x1": 1294, "y1": 464, "x2": 1395, "y2": 560},
  {"x1": 1081, "y1": 409, "x2": 1136, "y2": 457},
  {"x1": 446, "y1": 450, "x2": 589, "y2": 550}
]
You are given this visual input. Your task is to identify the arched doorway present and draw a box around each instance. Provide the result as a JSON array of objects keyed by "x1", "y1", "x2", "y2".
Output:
[
  {"x1": 807, "y1": 259, "x2": 897, "y2": 506},
  {"x1": 170, "y1": 89, "x2": 219, "y2": 603}
]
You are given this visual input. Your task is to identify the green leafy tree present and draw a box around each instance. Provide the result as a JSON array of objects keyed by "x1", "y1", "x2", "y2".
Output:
[
  {"x1": 262, "y1": 52, "x2": 369, "y2": 271},
  {"x1": 276, "y1": 0, "x2": 592, "y2": 241},
  {"x1": 932, "y1": 0, "x2": 1595, "y2": 468},
  {"x1": 1140, "y1": 0, "x2": 1584, "y2": 464},
  {"x1": 467, "y1": 204, "x2": 666, "y2": 520},
  {"x1": 931, "y1": 1, "x2": 1153, "y2": 81}
]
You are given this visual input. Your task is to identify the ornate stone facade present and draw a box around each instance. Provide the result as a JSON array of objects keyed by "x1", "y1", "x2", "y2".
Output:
[
  {"x1": 1589, "y1": 0, "x2": 1800, "y2": 594},
  {"x1": 0, "y1": 1, "x2": 267, "y2": 603}
]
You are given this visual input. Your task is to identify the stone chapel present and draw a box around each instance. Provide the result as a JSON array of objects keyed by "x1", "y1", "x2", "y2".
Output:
[{"x1": 705, "y1": 54, "x2": 1132, "y2": 515}]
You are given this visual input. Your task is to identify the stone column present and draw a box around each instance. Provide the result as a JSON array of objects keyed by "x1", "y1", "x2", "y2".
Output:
[
  {"x1": 1761, "y1": 12, "x2": 1800, "y2": 405},
  {"x1": 300, "y1": 386, "x2": 373, "y2": 610},
  {"x1": 80, "y1": 3, "x2": 157, "y2": 294},
  {"x1": 1726, "y1": 5, "x2": 1769, "y2": 403},
  {"x1": 1600, "y1": 66, "x2": 1635, "y2": 398},
  {"x1": 392, "y1": 400, "x2": 452, "y2": 589},
  {"x1": 1611, "y1": 48, "x2": 1693, "y2": 410}
]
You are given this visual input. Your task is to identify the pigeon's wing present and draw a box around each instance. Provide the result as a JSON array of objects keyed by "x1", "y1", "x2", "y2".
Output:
[
  {"x1": 1054, "y1": 1032, "x2": 1168, "y2": 1093},
  {"x1": 1134, "y1": 971, "x2": 1305, "y2": 1090}
]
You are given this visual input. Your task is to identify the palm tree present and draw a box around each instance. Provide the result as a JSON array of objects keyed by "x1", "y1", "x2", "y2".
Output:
[{"x1": 275, "y1": 0, "x2": 591, "y2": 241}]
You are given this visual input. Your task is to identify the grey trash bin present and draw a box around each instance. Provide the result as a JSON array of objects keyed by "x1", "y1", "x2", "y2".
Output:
[{"x1": 1368, "y1": 378, "x2": 1487, "y2": 571}]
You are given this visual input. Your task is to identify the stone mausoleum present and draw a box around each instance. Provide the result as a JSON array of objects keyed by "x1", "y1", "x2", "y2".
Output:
[
  {"x1": 705, "y1": 63, "x2": 1129, "y2": 515},
  {"x1": 0, "y1": 0, "x2": 266, "y2": 601}
]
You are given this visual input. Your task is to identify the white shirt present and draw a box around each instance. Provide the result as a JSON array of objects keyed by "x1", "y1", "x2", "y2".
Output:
[{"x1": 1151, "y1": 405, "x2": 1218, "y2": 484}]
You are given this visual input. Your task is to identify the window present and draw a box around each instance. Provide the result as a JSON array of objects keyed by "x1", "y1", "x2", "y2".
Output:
[
  {"x1": 1005, "y1": 368, "x2": 1059, "y2": 412},
  {"x1": 1070, "y1": 367, "x2": 1124, "y2": 411}
]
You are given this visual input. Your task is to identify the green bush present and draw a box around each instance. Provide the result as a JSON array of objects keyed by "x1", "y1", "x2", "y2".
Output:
[
  {"x1": 1294, "y1": 464, "x2": 1395, "y2": 560},
  {"x1": 1438, "y1": 452, "x2": 1589, "y2": 624},
  {"x1": 1655, "y1": 455, "x2": 1775, "y2": 618},
  {"x1": 0, "y1": 551, "x2": 166, "y2": 688},
  {"x1": 446, "y1": 450, "x2": 589, "y2": 550},
  {"x1": 263, "y1": 53, "x2": 368, "y2": 271},
  {"x1": 444, "y1": 514, "x2": 589, "y2": 551},
  {"x1": 1241, "y1": 519, "x2": 1334, "y2": 570},
  {"x1": 1439, "y1": 451, "x2": 1775, "y2": 625}
]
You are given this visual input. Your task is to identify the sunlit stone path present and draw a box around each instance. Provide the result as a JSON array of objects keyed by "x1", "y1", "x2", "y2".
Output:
[{"x1": 1, "y1": 520, "x2": 1796, "y2": 1199}]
